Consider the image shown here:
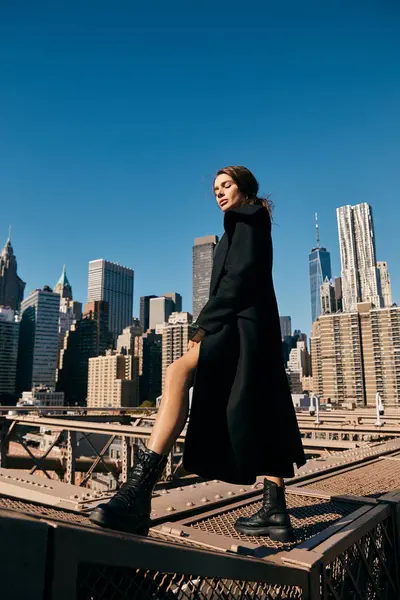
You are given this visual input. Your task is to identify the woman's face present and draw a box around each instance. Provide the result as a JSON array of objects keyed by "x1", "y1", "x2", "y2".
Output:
[{"x1": 213, "y1": 173, "x2": 246, "y2": 212}]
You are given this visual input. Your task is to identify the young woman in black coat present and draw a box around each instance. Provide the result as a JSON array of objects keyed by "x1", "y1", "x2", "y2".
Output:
[{"x1": 90, "y1": 166, "x2": 306, "y2": 541}]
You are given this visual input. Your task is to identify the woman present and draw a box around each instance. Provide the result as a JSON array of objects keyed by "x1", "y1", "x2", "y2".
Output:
[{"x1": 90, "y1": 166, "x2": 306, "y2": 542}]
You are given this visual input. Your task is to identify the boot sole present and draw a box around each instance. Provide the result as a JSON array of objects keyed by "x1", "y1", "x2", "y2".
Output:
[
  {"x1": 89, "y1": 507, "x2": 150, "y2": 536},
  {"x1": 234, "y1": 522, "x2": 294, "y2": 542}
]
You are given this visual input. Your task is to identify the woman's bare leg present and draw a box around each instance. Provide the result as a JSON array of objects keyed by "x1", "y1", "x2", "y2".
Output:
[{"x1": 147, "y1": 343, "x2": 201, "y2": 456}]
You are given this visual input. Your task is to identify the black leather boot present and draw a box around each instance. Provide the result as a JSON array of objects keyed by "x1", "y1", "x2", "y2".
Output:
[
  {"x1": 234, "y1": 478, "x2": 293, "y2": 542},
  {"x1": 89, "y1": 446, "x2": 167, "y2": 535}
]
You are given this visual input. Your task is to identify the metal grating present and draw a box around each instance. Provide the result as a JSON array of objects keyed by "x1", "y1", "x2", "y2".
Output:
[
  {"x1": 0, "y1": 496, "x2": 94, "y2": 526},
  {"x1": 188, "y1": 494, "x2": 357, "y2": 550},
  {"x1": 322, "y1": 514, "x2": 398, "y2": 599},
  {"x1": 303, "y1": 459, "x2": 400, "y2": 498},
  {"x1": 77, "y1": 564, "x2": 304, "y2": 599}
]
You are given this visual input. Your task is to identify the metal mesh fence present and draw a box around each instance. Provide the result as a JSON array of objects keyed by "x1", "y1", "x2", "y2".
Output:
[
  {"x1": 77, "y1": 564, "x2": 304, "y2": 600},
  {"x1": 322, "y1": 514, "x2": 398, "y2": 599}
]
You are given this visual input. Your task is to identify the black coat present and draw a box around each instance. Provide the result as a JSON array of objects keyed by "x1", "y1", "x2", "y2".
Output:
[{"x1": 183, "y1": 204, "x2": 306, "y2": 484}]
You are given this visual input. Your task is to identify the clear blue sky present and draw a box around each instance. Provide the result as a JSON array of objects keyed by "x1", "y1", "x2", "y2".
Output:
[{"x1": 1, "y1": 1, "x2": 399, "y2": 336}]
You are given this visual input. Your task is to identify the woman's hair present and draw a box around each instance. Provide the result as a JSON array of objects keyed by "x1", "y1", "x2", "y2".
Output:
[{"x1": 214, "y1": 165, "x2": 273, "y2": 216}]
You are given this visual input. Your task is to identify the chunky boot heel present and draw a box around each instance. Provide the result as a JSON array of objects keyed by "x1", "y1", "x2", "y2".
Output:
[
  {"x1": 89, "y1": 446, "x2": 167, "y2": 535},
  {"x1": 267, "y1": 526, "x2": 294, "y2": 543},
  {"x1": 234, "y1": 478, "x2": 294, "y2": 541}
]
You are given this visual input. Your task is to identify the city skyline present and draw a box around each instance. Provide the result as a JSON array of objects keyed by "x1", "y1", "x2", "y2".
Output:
[
  {"x1": 1, "y1": 3, "x2": 399, "y2": 335},
  {"x1": 1, "y1": 191, "x2": 397, "y2": 338}
]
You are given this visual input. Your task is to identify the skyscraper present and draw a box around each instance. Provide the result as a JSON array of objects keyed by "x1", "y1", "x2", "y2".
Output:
[
  {"x1": 334, "y1": 277, "x2": 343, "y2": 312},
  {"x1": 309, "y1": 214, "x2": 332, "y2": 323},
  {"x1": 320, "y1": 277, "x2": 337, "y2": 315},
  {"x1": 0, "y1": 234, "x2": 25, "y2": 311},
  {"x1": 162, "y1": 292, "x2": 182, "y2": 313},
  {"x1": 0, "y1": 307, "x2": 20, "y2": 401},
  {"x1": 55, "y1": 265, "x2": 82, "y2": 367},
  {"x1": 140, "y1": 295, "x2": 157, "y2": 332},
  {"x1": 17, "y1": 287, "x2": 60, "y2": 391},
  {"x1": 337, "y1": 203, "x2": 381, "y2": 312},
  {"x1": 54, "y1": 265, "x2": 73, "y2": 300},
  {"x1": 192, "y1": 235, "x2": 219, "y2": 321},
  {"x1": 139, "y1": 330, "x2": 162, "y2": 403},
  {"x1": 279, "y1": 316, "x2": 292, "y2": 339},
  {"x1": 149, "y1": 296, "x2": 174, "y2": 330},
  {"x1": 377, "y1": 261, "x2": 393, "y2": 308},
  {"x1": 57, "y1": 301, "x2": 109, "y2": 405},
  {"x1": 87, "y1": 259, "x2": 134, "y2": 344}
]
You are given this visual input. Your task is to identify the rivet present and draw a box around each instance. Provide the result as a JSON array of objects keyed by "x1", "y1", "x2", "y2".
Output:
[
  {"x1": 161, "y1": 489, "x2": 169, "y2": 494},
  {"x1": 214, "y1": 494, "x2": 222, "y2": 500},
  {"x1": 166, "y1": 506, "x2": 176, "y2": 512},
  {"x1": 186, "y1": 501, "x2": 195, "y2": 507},
  {"x1": 201, "y1": 497, "x2": 210, "y2": 503},
  {"x1": 202, "y1": 482, "x2": 208, "y2": 486},
  {"x1": 239, "y1": 488, "x2": 246, "y2": 492},
  {"x1": 227, "y1": 491, "x2": 235, "y2": 496},
  {"x1": 191, "y1": 484, "x2": 196, "y2": 488}
]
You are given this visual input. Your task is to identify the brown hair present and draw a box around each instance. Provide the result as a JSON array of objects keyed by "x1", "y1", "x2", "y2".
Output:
[{"x1": 214, "y1": 165, "x2": 273, "y2": 216}]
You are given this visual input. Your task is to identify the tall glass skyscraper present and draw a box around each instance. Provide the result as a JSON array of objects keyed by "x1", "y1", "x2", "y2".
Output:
[
  {"x1": 309, "y1": 214, "x2": 332, "y2": 323},
  {"x1": 88, "y1": 259, "x2": 134, "y2": 345}
]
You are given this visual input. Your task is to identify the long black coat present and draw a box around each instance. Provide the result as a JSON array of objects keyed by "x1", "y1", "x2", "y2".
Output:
[{"x1": 183, "y1": 204, "x2": 306, "y2": 485}]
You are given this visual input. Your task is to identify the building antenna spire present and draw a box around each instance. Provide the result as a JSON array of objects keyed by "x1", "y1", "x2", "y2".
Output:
[
  {"x1": 315, "y1": 213, "x2": 320, "y2": 249},
  {"x1": 7, "y1": 224, "x2": 11, "y2": 241}
]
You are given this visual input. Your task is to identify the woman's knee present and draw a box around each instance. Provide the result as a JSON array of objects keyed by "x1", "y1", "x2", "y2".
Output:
[{"x1": 166, "y1": 348, "x2": 199, "y2": 383}]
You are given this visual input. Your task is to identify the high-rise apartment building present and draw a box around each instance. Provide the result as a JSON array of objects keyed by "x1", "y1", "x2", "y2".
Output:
[
  {"x1": 311, "y1": 303, "x2": 400, "y2": 405},
  {"x1": 83, "y1": 301, "x2": 110, "y2": 353},
  {"x1": 149, "y1": 296, "x2": 174, "y2": 330},
  {"x1": 0, "y1": 235, "x2": 25, "y2": 311},
  {"x1": 358, "y1": 302, "x2": 400, "y2": 404},
  {"x1": 192, "y1": 235, "x2": 219, "y2": 321},
  {"x1": 311, "y1": 310, "x2": 364, "y2": 405},
  {"x1": 140, "y1": 295, "x2": 157, "y2": 332},
  {"x1": 309, "y1": 214, "x2": 332, "y2": 323},
  {"x1": 286, "y1": 340, "x2": 310, "y2": 394},
  {"x1": 87, "y1": 259, "x2": 134, "y2": 344},
  {"x1": 87, "y1": 353, "x2": 137, "y2": 408},
  {"x1": 17, "y1": 287, "x2": 60, "y2": 391},
  {"x1": 117, "y1": 323, "x2": 142, "y2": 403},
  {"x1": 0, "y1": 307, "x2": 20, "y2": 401},
  {"x1": 320, "y1": 277, "x2": 337, "y2": 315},
  {"x1": 337, "y1": 203, "x2": 381, "y2": 312},
  {"x1": 161, "y1": 312, "x2": 195, "y2": 391},
  {"x1": 279, "y1": 316, "x2": 292, "y2": 339},
  {"x1": 377, "y1": 261, "x2": 393, "y2": 308}
]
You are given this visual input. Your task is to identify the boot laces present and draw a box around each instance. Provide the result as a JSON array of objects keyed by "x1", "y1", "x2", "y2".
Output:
[{"x1": 112, "y1": 451, "x2": 158, "y2": 508}]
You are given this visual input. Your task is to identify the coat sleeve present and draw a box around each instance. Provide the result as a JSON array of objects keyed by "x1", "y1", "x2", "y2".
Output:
[{"x1": 194, "y1": 211, "x2": 262, "y2": 335}]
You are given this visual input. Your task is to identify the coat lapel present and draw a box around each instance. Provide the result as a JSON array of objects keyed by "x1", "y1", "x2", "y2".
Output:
[{"x1": 209, "y1": 233, "x2": 228, "y2": 295}]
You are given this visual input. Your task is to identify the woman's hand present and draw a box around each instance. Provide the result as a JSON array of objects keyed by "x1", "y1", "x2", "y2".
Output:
[{"x1": 187, "y1": 339, "x2": 200, "y2": 351}]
